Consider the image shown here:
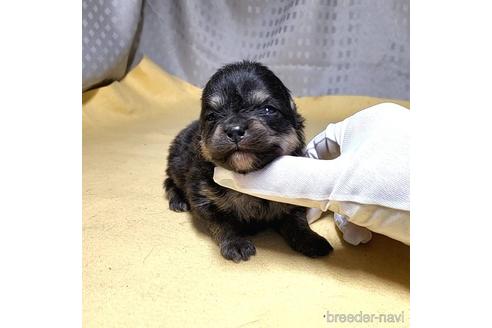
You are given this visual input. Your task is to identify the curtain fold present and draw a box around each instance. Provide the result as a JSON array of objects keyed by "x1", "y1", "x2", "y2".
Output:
[{"x1": 83, "y1": 0, "x2": 409, "y2": 100}]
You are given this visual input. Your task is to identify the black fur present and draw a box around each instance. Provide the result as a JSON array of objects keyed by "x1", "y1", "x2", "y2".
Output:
[{"x1": 164, "y1": 61, "x2": 332, "y2": 262}]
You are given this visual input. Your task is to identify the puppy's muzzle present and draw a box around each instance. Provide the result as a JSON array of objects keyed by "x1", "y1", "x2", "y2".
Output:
[{"x1": 225, "y1": 124, "x2": 247, "y2": 144}]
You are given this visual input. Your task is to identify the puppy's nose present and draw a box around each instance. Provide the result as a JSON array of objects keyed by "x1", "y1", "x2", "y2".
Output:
[{"x1": 225, "y1": 125, "x2": 246, "y2": 143}]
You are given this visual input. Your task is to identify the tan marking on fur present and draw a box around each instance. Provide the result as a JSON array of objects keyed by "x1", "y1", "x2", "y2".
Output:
[
  {"x1": 200, "y1": 139, "x2": 213, "y2": 161},
  {"x1": 246, "y1": 120, "x2": 272, "y2": 144},
  {"x1": 200, "y1": 125, "x2": 226, "y2": 161},
  {"x1": 248, "y1": 119, "x2": 269, "y2": 132},
  {"x1": 212, "y1": 125, "x2": 225, "y2": 142},
  {"x1": 203, "y1": 118, "x2": 299, "y2": 170},
  {"x1": 201, "y1": 187, "x2": 236, "y2": 213},
  {"x1": 207, "y1": 221, "x2": 224, "y2": 243},
  {"x1": 277, "y1": 127, "x2": 301, "y2": 155},
  {"x1": 227, "y1": 151, "x2": 256, "y2": 172},
  {"x1": 248, "y1": 89, "x2": 270, "y2": 105},
  {"x1": 202, "y1": 187, "x2": 242, "y2": 218},
  {"x1": 207, "y1": 94, "x2": 224, "y2": 109},
  {"x1": 201, "y1": 186, "x2": 289, "y2": 221},
  {"x1": 248, "y1": 120, "x2": 300, "y2": 155}
]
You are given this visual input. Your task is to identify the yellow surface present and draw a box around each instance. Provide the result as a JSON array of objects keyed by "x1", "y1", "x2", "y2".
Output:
[{"x1": 83, "y1": 57, "x2": 410, "y2": 328}]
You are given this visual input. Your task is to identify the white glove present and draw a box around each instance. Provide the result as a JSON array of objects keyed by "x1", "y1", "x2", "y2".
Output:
[
  {"x1": 333, "y1": 213, "x2": 373, "y2": 246},
  {"x1": 213, "y1": 103, "x2": 410, "y2": 245}
]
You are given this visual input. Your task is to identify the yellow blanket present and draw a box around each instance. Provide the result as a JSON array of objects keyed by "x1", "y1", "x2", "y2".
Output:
[{"x1": 83, "y1": 57, "x2": 410, "y2": 328}]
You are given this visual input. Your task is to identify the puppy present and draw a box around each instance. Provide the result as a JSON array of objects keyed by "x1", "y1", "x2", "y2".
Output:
[{"x1": 164, "y1": 61, "x2": 333, "y2": 262}]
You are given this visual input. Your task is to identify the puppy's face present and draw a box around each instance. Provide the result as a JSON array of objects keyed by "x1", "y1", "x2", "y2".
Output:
[{"x1": 199, "y1": 62, "x2": 304, "y2": 173}]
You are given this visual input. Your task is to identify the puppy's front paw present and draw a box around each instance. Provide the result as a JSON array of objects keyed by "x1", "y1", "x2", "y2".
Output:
[
  {"x1": 295, "y1": 232, "x2": 333, "y2": 258},
  {"x1": 168, "y1": 197, "x2": 190, "y2": 212},
  {"x1": 220, "y1": 238, "x2": 256, "y2": 263}
]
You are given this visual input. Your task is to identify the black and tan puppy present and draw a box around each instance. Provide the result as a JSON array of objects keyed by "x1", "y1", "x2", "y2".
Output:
[{"x1": 164, "y1": 61, "x2": 333, "y2": 262}]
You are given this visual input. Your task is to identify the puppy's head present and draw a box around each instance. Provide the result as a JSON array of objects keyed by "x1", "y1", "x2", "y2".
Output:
[{"x1": 199, "y1": 61, "x2": 304, "y2": 173}]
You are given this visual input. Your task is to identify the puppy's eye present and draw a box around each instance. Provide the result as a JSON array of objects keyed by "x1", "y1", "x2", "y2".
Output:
[
  {"x1": 261, "y1": 106, "x2": 278, "y2": 115},
  {"x1": 205, "y1": 112, "x2": 217, "y2": 122}
]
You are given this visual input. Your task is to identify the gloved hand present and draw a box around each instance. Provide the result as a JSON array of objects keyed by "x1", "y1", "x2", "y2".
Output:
[{"x1": 213, "y1": 103, "x2": 410, "y2": 245}]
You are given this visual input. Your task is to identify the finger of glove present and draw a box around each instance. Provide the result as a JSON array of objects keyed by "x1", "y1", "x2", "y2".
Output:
[{"x1": 304, "y1": 126, "x2": 341, "y2": 160}]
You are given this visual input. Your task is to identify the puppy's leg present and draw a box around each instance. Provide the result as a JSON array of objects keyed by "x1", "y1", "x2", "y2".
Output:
[
  {"x1": 276, "y1": 208, "x2": 333, "y2": 258},
  {"x1": 208, "y1": 220, "x2": 256, "y2": 263},
  {"x1": 198, "y1": 202, "x2": 256, "y2": 262},
  {"x1": 189, "y1": 185, "x2": 256, "y2": 262},
  {"x1": 164, "y1": 177, "x2": 190, "y2": 212}
]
